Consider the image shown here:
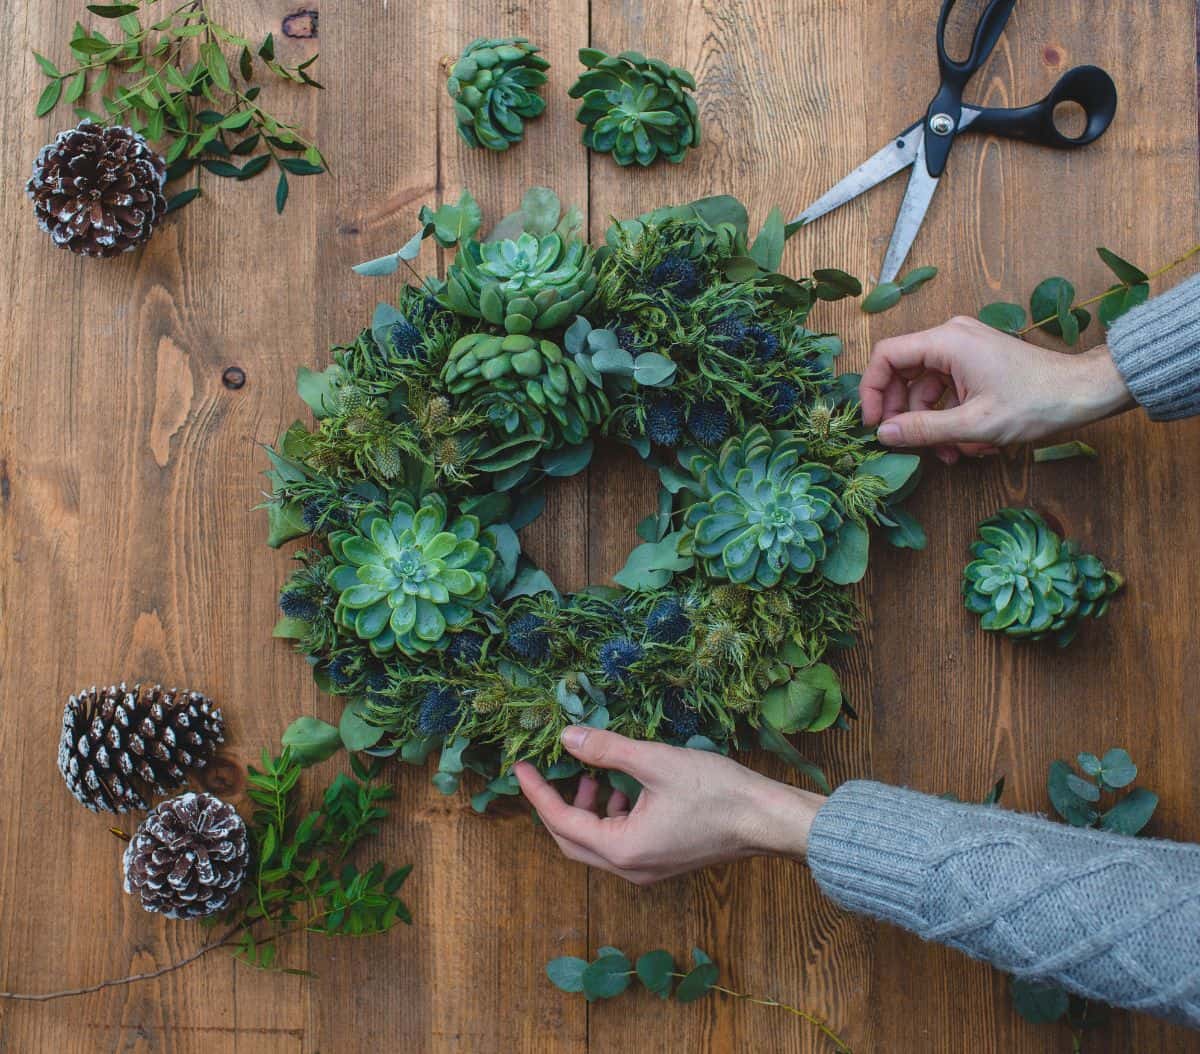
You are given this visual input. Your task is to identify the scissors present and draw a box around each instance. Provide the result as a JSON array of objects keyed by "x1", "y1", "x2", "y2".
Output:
[{"x1": 792, "y1": 0, "x2": 1118, "y2": 284}]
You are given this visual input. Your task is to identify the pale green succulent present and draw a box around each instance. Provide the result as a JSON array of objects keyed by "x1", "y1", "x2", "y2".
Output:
[
  {"x1": 329, "y1": 494, "x2": 495, "y2": 657},
  {"x1": 681, "y1": 425, "x2": 843, "y2": 588},
  {"x1": 963, "y1": 507, "x2": 1123, "y2": 646},
  {"x1": 440, "y1": 231, "x2": 597, "y2": 334}
]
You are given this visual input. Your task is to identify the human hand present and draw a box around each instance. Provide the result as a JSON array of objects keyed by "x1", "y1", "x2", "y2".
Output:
[
  {"x1": 860, "y1": 316, "x2": 1134, "y2": 464},
  {"x1": 514, "y1": 726, "x2": 824, "y2": 885}
]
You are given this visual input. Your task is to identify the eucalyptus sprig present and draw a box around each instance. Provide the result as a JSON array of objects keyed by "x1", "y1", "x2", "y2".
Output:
[
  {"x1": 32, "y1": 0, "x2": 328, "y2": 214},
  {"x1": 547, "y1": 945, "x2": 852, "y2": 1052},
  {"x1": 979, "y1": 244, "x2": 1200, "y2": 344}
]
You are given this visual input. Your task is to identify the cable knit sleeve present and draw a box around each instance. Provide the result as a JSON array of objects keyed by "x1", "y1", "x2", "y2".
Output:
[
  {"x1": 1107, "y1": 273, "x2": 1200, "y2": 420},
  {"x1": 806, "y1": 780, "x2": 1200, "y2": 1027}
]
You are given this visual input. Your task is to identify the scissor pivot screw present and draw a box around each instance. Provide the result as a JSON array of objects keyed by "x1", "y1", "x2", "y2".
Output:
[{"x1": 929, "y1": 113, "x2": 955, "y2": 136}]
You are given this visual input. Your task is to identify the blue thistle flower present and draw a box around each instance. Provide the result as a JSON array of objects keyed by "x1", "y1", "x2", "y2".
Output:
[
  {"x1": 648, "y1": 254, "x2": 701, "y2": 299},
  {"x1": 279, "y1": 590, "x2": 319, "y2": 622},
  {"x1": 646, "y1": 596, "x2": 690, "y2": 643},
  {"x1": 325, "y1": 654, "x2": 354, "y2": 689},
  {"x1": 663, "y1": 687, "x2": 701, "y2": 739},
  {"x1": 506, "y1": 613, "x2": 550, "y2": 662},
  {"x1": 710, "y1": 317, "x2": 748, "y2": 350},
  {"x1": 767, "y1": 381, "x2": 800, "y2": 421},
  {"x1": 646, "y1": 394, "x2": 684, "y2": 446},
  {"x1": 598, "y1": 637, "x2": 644, "y2": 681},
  {"x1": 388, "y1": 318, "x2": 425, "y2": 360},
  {"x1": 446, "y1": 630, "x2": 485, "y2": 665},
  {"x1": 363, "y1": 664, "x2": 390, "y2": 693},
  {"x1": 615, "y1": 324, "x2": 640, "y2": 354},
  {"x1": 687, "y1": 400, "x2": 730, "y2": 446},
  {"x1": 301, "y1": 498, "x2": 328, "y2": 532},
  {"x1": 746, "y1": 324, "x2": 780, "y2": 362},
  {"x1": 417, "y1": 687, "x2": 461, "y2": 735}
]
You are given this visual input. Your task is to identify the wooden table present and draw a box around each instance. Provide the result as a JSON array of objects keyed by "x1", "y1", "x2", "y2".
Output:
[{"x1": 2, "y1": 1, "x2": 1199, "y2": 1050}]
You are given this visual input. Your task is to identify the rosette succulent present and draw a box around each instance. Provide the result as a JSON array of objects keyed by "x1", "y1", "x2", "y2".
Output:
[
  {"x1": 447, "y1": 37, "x2": 550, "y2": 151},
  {"x1": 681, "y1": 426, "x2": 843, "y2": 588},
  {"x1": 569, "y1": 48, "x2": 701, "y2": 166},
  {"x1": 441, "y1": 231, "x2": 597, "y2": 334},
  {"x1": 963, "y1": 507, "x2": 1123, "y2": 647},
  {"x1": 329, "y1": 495, "x2": 495, "y2": 657},
  {"x1": 443, "y1": 332, "x2": 608, "y2": 449}
]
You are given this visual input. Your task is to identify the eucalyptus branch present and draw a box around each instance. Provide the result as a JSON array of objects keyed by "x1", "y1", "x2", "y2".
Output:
[{"x1": 679, "y1": 975, "x2": 852, "y2": 1051}]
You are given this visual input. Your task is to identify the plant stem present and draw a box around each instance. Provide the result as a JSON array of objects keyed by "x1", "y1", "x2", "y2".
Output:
[
  {"x1": 0, "y1": 925, "x2": 241, "y2": 1002},
  {"x1": 1019, "y1": 243, "x2": 1200, "y2": 336}
]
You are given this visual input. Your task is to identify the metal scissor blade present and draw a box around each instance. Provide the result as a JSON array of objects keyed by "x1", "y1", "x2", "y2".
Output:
[
  {"x1": 790, "y1": 121, "x2": 922, "y2": 227},
  {"x1": 879, "y1": 138, "x2": 940, "y2": 284}
]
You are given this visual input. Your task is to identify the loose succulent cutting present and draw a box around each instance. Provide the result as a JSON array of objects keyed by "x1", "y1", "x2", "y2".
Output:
[
  {"x1": 58, "y1": 682, "x2": 224, "y2": 812},
  {"x1": 569, "y1": 48, "x2": 701, "y2": 166},
  {"x1": 447, "y1": 37, "x2": 550, "y2": 150},
  {"x1": 265, "y1": 187, "x2": 922, "y2": 806},
  {"x1": 30, "y1": 1, "x2": 327, "y2": 230},
  {"x1": 963, "y1": 507, "x2": 1123, "y2": 647}
]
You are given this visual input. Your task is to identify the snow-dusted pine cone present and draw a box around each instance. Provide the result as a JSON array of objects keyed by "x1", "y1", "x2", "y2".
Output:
[
  {"x1": 57, "y1": 683, "x2": 224, "y2": 813},
  {"x1": 26, "y1": 121, "x2": 167, "y2": 257},
  {"x1": 123, "y1": 792, "x2": 249, "y2": 919}
]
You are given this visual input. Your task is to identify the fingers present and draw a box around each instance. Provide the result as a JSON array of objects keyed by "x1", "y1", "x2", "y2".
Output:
[
  {"x1": 876, "y1": 403, "x2": 981, "y2": 449},
  {"x1": 573, "y1": 774, "x2": 600, "y2": 812},
  {"x1": 607, "y1": 790, "x2": 630, "y2": 818},
  {"x1": 559, "y1": 726, "x2": 675, "y2": 785},
  {"x1": 861, "y1": 324, "x2": 962, "y2": 424},
  {"x1": 514, "y1": 761, "x2": 606, "y2": 845}
]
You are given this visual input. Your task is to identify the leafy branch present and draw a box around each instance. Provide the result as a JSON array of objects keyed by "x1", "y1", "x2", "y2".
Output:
[
  {"x1": 547, "y1": 945, "x2": 852, "y2": 1052},
  {"x1": 32, "y1": 0, "x2": 327, "y2": 214}
]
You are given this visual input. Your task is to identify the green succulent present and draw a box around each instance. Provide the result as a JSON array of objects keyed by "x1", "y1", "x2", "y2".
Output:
[
  {"x1": 963, "y1": 507, "x2": 1123, "y2": 646},
  {"x1": 329, "y1": 495, "x2": 495, "y2": 657},
  {"x1": 441, "y1": 231, "x2": 597, "y2": 335},
  {"x1": 569, "y1": 48, "x2": 701, "y2": 166},
  {"x1": 447, "y1": 38, "x2": 550, "y2": 151},
  {"x1": 681, "y1": 426, "x2": 843, "y2": 588},
  {"x1": 443, "y1": 332, "x2": 608, "y2": 450}
]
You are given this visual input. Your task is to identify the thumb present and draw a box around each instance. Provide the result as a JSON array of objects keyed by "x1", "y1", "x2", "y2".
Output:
[
  {"x1": 876, "y1": 405, "x2": 978, "y2": 449},
  {"x1": 560, "y1": 726, "x2": 672, "y2": 785}
]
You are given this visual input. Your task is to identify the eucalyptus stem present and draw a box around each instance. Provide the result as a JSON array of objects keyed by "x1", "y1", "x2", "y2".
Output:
[{"x1": 1019, "y1": 242, "x2": 1200, "y2": 336}]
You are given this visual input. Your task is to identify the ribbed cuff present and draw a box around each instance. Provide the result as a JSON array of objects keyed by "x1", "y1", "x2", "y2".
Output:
[
  {"x1": 806, "y1": 780, "x2": 948, "y2": 932},
  {"x1": 1108, "y1": 273, "x2": 1200, "y2": 421}
]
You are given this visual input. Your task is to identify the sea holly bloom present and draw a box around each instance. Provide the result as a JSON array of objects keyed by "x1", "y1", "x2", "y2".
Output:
[{"x1": 329, "y1": 495, "x2": 495, "y2": 657}]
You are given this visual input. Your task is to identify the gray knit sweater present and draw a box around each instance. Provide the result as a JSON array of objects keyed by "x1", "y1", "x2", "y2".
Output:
[{"x1": 806, "y1": 277, "x2": 1200, "y2": 1027}]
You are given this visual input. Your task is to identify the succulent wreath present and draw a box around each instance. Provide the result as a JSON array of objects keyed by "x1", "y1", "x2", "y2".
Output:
[{"x1": 262, "y1": 188, "x2": 925, "y2": 805}]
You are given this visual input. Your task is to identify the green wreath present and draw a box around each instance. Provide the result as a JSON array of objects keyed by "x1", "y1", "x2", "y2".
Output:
[{"x1": 263, "y1": 189, "x2": 925, "y2": 807}]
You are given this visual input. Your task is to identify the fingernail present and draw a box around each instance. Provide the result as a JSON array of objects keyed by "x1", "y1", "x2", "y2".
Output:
[
  {"x1": 877, "y1": 422, "x2": 900, "y2": 445},
  {"x1": 937, "y1": 449, "x2": 955, "y2": 465},
  {"x1": 561, "y1": 726, "x2": 587, "y2": 750}
]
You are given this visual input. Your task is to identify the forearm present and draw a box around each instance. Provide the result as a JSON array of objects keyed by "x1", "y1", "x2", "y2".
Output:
[{"x1": 803, "y1": 781, "x2": 1200, "y2": 1027}]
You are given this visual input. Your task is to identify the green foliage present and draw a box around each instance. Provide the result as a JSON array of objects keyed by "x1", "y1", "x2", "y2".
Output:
[
  {"x1": 262, "y1": 187, "x2": 920, "y2": 799},
  {"x1": 569, "y1": 48, "x2": 700, "y2": 166},
  {"x1": 1032, "y1": 441, "x2": 1097, "y2": 463},
  {"x1": 228, "y1": 749, "x2": 412, "y2": 970},
  {"x1": 861, "y1": 266, "x2": 937, "y2": 313},
  {"x1": 32, "y1": 1, "x2": 328, "y2": 215},
  {"x1": 1008, "y1": 747, "x2": 1156, "y2": 1040},
  {"x1": 447, "y1": 38, "x2": 549, "y2": 151},
  {"x1": 962, "y1": 507, "x2": 1123, "y2": 647}
]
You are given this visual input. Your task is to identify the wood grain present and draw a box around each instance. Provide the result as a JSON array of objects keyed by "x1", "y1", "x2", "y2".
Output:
[{"x1": 0, "y1": 0, "x2": 1198, "y2": 1051}]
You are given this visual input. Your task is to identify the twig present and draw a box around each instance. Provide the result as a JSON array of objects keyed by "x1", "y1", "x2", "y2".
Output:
[{"x1": 0, "y1": 925, "x2": 240, "y2": 1002}]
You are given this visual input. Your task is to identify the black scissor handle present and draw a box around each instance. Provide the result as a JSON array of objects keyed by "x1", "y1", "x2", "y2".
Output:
[
  {"x1": 967, "y1": 65, "x2": 1118, "y2": 147},
  {"x1": 936, "y1": 0, "x2": 1017, "y2": 87}
]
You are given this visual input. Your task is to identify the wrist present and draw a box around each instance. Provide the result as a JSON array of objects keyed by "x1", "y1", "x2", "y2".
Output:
[
  {"x1": 742, "y1": 778, "x2": 826, "y2": 861},
  {"x1": 1062, "y1": 345, "x2": 1136, "y2": 426}
]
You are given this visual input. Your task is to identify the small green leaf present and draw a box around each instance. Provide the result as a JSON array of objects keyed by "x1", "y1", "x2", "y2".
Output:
[
  {"x1": 581, "y1": 953, "x2": 632, "y2": 1001},
  {"x1": 748, "y1": 206, "x2": 786, "y2": 272},
  {"x1": 1098, "y1": 282, "x2": 1149, "y2": 326},
  {"x1": 635, "y1": 950, "x2": 675, "y2": 998},
  {"x1": 278, "y1": 157, "x2": 324, "y2": 176},
  {"x1": 1047, "y1": 759, "x2": 1098, "y2": 827},
  {"x1": 1034, "y1": 441, "x2": 1097, "y2": 463},
  {"x1": 86, "y1": 3, "x2": 139, "y2": 15},
  {"x1": 546, "y1": 956, "x2": 589, "y2": 993},
  {"x1": 1097, "y1": 247, "x2": 1148, "y2": 285},
  {"x1": 812, "y1": 267, "x2": 862, "y2": 300},
  {"x1": 202, "y1": 160, "x2": 242, "y2": 178},
  {"x1": 202, "y1": 42, "x2": 231, "y2": 91},
  {"x1": 1077, "y1": 752, "x2": 1102, "y2": 777},
  {"x1": 164, "y1": 188, "x2": 199, "y2": 214},
  {"x1": 36, "y1": 79, "x2": 63, "y2": 117},
  {"x1": 861, "y1": 282, "x2": 903, "y2": 314},
  {"x1": 1098, "y1": 747, "x2": 1137, "y2": 789},
  {"x1": 898, "y1": 265, "x2": 937, "y2": 293},
  {"x1": 275, "y1": 171, "x2": 289, "y2": 214},
  {"x1": 237, "y1": 155, "x2": 271, "y2": 180},
  {"x1": 978, "y1": 301, "x2": 1026, "y2": 333},
  {"x1": 1099, "y1": 788, "x2": 1158, "y2": 836},
  {"x1": 281, "y1": 716, "x2": 341, "y2": 766},
  {"x1": 820, "y1": 521, "x2": 869, "y2": 584},
  {"x1": 32, "y1": 52, "x2": 60, "y2": 77},
  {"x1": 258, "y1": 32, "x2": 276, "y2": 61},
  {"x1": 339, "y1": 698, "x2": 384, "y2": 752},
  {"x1": 1010, "y1": 978, "x2": 1069, "y2": 1024},
  {"x1": 675, "y1": 960, "x2": 719, "y2": 1003}
]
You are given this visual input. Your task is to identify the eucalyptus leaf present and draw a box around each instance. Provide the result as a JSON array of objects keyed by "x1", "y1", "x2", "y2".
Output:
[
  {"x1": 757, "y1": 722, "x2": 831, "y2": 794},
  {"x1": 820, "y1": 521, "x2": 869, "y2": 584},
  {"x1": 546, "y1": 956, "x2": 589, "y2": 993},
  {"x1": 898, "y1": 265, "x2": 938, "y2": 293},
  {"x1": 748, "y1": 206, "x2": 786, "y2": 272},
  {"x1": 1097, "y1": 247, "x2": 1148, "y2": 285},
  {"x1": 1010, "y1": 978, "x2": 1069, "y2": 1024},
  {"x1": 1098, "y1": 747, "x2": 1136, "y2": 789},
  {"x1": 1047, "y1": 759, "x2": 1098, "y2": 827},
  {"x1": 581, "y1": 953, "x2": 632, "y2": 1001},
  {"x1": 636, "y1": 950, "x2": 675, "y2": 998},
  {"x1": 674, "y1": 960, "x2": 719, "y2": 1003},
  {"x1": 1033, "y1": 441, "x2": 1097, "y2": 463},
  {"x1": 281, "y1": 716, "x2": 341, "y2": 766},
  {"x1": 1099, "y1": 788, "x2": 1157, "y2": 835},
  {"x1": 339, "y1": 699, "x2": 384, "y2": 752},
  {"x1": 861, "y1": 282, "x2": 903, "y2": 313}
]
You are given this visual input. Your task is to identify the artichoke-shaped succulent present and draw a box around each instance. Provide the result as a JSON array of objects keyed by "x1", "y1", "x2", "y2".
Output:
[
  {"x1": 448, "y1": 38, "x2": 550, "y2": 151},
  {"x1": 962, "y1": 507, "x2": 1123, "y2": 646},
  {"x1": 681, "y1": 426, "x2": 843, "y2": 588},
  {"x1": 441, "y1": 231, "x2": 598, "y2": 334},
  {"x1": 329, "y1": 494, "x2": 496, "y2": 656},
  {"x1": 569, "y1": 48, "x2": 701, "y2": 166},
  {"x1": 443, "y1": 332, "x2": 608, "y2": 449}
]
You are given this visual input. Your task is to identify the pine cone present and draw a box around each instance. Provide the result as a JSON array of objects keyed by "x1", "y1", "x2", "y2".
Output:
[
  {"x1": 58, "y1": 683, "x2": 225, "y2": 813},
  {"x1": 123, "y1": 792, "x2": 249, "y2": 919},
  {"x1": 27, "y1": 121, "x2": 167, "y2": 258}
]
